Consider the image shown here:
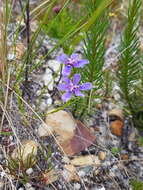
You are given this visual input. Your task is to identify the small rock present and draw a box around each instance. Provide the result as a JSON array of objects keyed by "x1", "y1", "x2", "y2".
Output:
[
  {"x1": 48, "y1": 60, "x2": 60, "y2": 72},
  {"x1": 7, "y1": 53, "x2": 15, "y2": 61},
  {"x1": 74, "y1": 183, "x2": 81, "y2": 190},
  {"x1": 121, "y1": 154, "x2": 129, "y2": 160},
  {"x1": 28, "y1": 187, "x2": 35, "y2": 190},
  {"x1": 48, "y1": 80, "x2": 54, "y2": 91},
  {"x1": 110, "y1": 120, "x2": 124, "y2": 136},
  {"x1": 39, "y1": 101, "x2": 47, "y2": 111},
  {"x1": 42, "y1": 73, "x2": 53, "y2": 86},
  {"x1": 18, "y1": 188, "x2": 25, "y2": 190},
  {"x1": 38, "y1": 110, "x2": 76, "y2": 142},
  {"x1": 37, "y1": 123, "x2": 53, "y2": 137},
  {"x1": 26, "y1": 168, "x2": 33, "y2": 175},
  {"x1": 45, "y1": 68, "x2": 53, "y2": 74},
  {"x1": 77, "y1": 170, "x2": 86, "y2": 177},
  {"x1": 0, "y1": 180, "x2": 4, "y2": 189},
  {"x1": 25, "y1": 183, "x2": 32, "y2": 188},
  {"x1": 46, "y1": 98, "x2": 52, "y2": 106},
  {"x1": 62, "y1": 156, "x2": 70, "y2": 164},
  {"x1": 108, "y1": 108, "x2": 124, "y2": 121},
  {"x1": 98, "y1": 151, "x2": 106, "y2": 161},
  {"x1": 36, "y1": 90, "x2": 41, "y2": 96}
]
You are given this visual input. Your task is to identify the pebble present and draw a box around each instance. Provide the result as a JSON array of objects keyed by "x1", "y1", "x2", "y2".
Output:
[
  {"x1": 98, "y1": 151, "x2": 106, "y2": 161},
  {"x1": 7, "y1": 53, "x2": 15, "y2": 61},
  {"x1": 0, "y1": 154, "x2": 3, "y2": 160},
  {"x1": 48, "y1": 60, "x2": 60, "y2": 72},
  {"x1": 28, "y1": 187, "x2": 35, "y2": 190},
  {"x1": 25, "y1": 183, "x2": 32, "y2": 188},
  {"x1": 40, "y1": 101, "x2": 47, "y2": 111},
  {"x1": 48, "y1": 80, "x2": 54, "y2": 91},
  {"x1": 42, "y1": 73, "x2": 53, "y2": 86},
  {"x1": 18, "y1": 188, "x2": 25, "y2": 190},
  {"x1": 26, "y1": 168, "x2": 33, "y2": 175},
  {"x1": 0, "y1": 180, "x2": 4, "y2": 189},
  {"x1": 46, "y1": 98, "x2": 52, "y2": 106},
  {"x1": 36, "y1": 90, "x2": 41, "y2": 96},
  {"x1": 78, "y1": 170, "x2": 86, "y2": 177},
  {"x1": 74, "y1": 183, "x2": 81, "y2": 190},
  {"x1": 45, "y1": 68, "x2": 53, "y2": 74}
]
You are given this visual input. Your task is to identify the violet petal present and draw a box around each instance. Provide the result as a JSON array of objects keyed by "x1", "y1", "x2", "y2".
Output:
[
  {"x1": 73, "y1": 74, "x2": 81, "y2": 85},
  {"x1": 58, "y1": 83, "x2": 69, "y2": 91},
  {"x1": 79, "y1": 82, "x2": 92, "y2": 90},
  {"x1": 62, "y1": 65, "x2": 72, "y2": 76},
  {"x1": 74, "y1": 88, "x2": 85, "y2": 97},
  {"x1": 70, "y1": 53, "x2": 79, "y2": 60},
  {"x1": 62, "y1": 76, "x2": 70, "y2": 83},
  {"x1": 62, "y1": 91, "x2": 72, "y2": 102},
  {"x1": 74, "y1": 59, "x2": 89, "y2": 68},
  {"x1": 57, "y1": 53, "x2": 68, "y2": 63}
]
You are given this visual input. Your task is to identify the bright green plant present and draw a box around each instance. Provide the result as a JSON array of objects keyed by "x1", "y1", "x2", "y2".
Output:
[
  {"x1": 111, "y1": 147, "x2": 121, "y2": 155},
  {"x1": 71, "y1": 0, "x2": 109, "y2": 118},
  {"x1": 130, "y1": 179, "x2": 143, "y2": 190},
  {"x1": 118, "y1": 0, "x2": 141, "y2": 110},
  {"x1": 118, "y1": 0, "x2": 142, "y2": 128}
]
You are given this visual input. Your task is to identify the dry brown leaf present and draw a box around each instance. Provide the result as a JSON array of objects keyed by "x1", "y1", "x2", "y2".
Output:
[
  {"x1": 108, "y1": 108, "x2": 124, "y2": 121},
  {"x1": 42, "y1": 170, "x2": 59, "y2": 185},
  {"x1": 71, "y1": 155, "x2": 100, "y2": 166},
  {"x1": 61, "y1": 120, "x2": 96, "y2": 156},
  {"x1": 62, "y1": 164, "x2": 80, "y2": 182},
  {"x1": 110, "y1": 120, "x2": 124, "y2": 136},
  {"x1": 15, "y1": 43, "x2": 25, "y2": 59}
]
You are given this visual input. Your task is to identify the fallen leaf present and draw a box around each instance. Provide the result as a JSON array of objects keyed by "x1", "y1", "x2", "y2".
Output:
[
  {"x1": 62, "y1": 164, "x2": 79, "y2": 182},
  {"x1": 71, "y1": 155, "x2": 100, "y2": 166},
  {"x1": 110, "y1": 120, "x2": 124, "y2": 136},
  {"x1": 42, "y1": 169, "x2": 59, "y2": 184},
  {"x1": 61, "y1": 120, "x2": 96, "y2": 156},
  {"x1": 15, "y1": 43, "x2": 25, "y2": 59}
]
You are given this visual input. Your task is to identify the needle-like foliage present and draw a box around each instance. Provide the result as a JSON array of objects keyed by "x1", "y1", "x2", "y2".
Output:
[
  {"x1": 118, "y1": 0, "x2": 141, "y2": 114},
  {"x1": 78, "y1": 0, "x2": 109, "y2": 117}
]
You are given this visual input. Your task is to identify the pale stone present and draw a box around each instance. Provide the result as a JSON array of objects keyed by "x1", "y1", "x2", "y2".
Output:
[
  {"x1": 38, "y1": 110, "x2": 76, "y2": 142},
  {"x1": 38, "y1": 123, "x2": 54, "y2": 137},
  {"x1": 48, "y1": 60, "x2": 60, "y2": 72},
  {"x1": 42, "y1": 73, "x2": 53, "y2": 86},
  {"x1": 46, "y1": 110, "x2": 76, "y2": 141},
  {"x1": 26, "y1": 168, "x2": 33, "y2": 175},
  {"x1": 47, "y1": 80, "x2": 54, "y2": 91},
  {"x1": 46, "y1": 98, "x2": 52, "y2": 106},
  {"x1": 98, "y1": 151, "x2": 106, "y2": 161},
  {"x1": 108, "y1": 108, "x2": 124, "y2": 120}
]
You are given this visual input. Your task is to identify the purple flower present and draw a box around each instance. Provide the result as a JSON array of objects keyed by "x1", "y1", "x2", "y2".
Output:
[
  {"x1": 58, "y1": 74, "x2": 92, "y2": 102},
  {"x1": 57, "y1": 53, "x2": 89, "y2": 76},
  {"x1": 52, "y1": 5, "x2": 62, "y2": 13}
]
